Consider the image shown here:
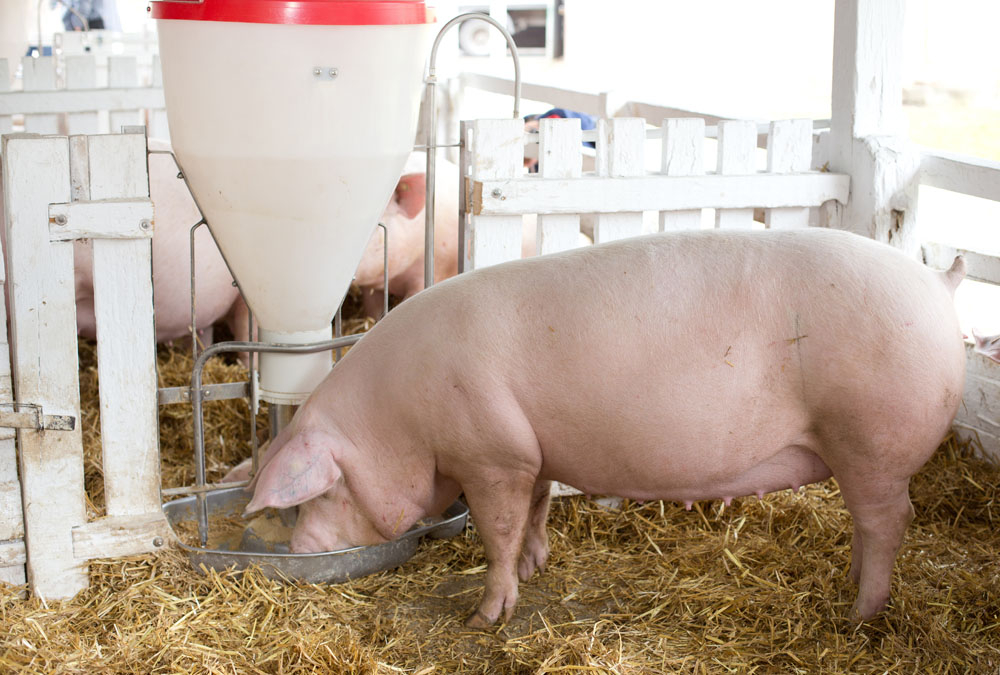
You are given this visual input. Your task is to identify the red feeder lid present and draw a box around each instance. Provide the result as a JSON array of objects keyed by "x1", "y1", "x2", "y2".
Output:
[{"x1": 149, "y1": 0, "x2": 435, "y2": 25}]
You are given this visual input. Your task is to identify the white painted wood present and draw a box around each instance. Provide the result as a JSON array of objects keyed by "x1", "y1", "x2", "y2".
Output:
[
  {"x1": 0, "y1": 60, "x2": 11, "y2": 136},
  {"x1": 715, "y1": 120, "x2": 757, "y2": 229},
  {"x1": 659, "y1": 118, "x2": 705, "y2": 231},
  {"x1": 149, "y1": 56, "x2": 170, "y2": 141},
  {"x1": 953, "y1": 344, "x2": 1000, "y2": 461},
  {"x1": 48, "y1": 199, "x2": 154, "y2": 241},
  {"x1": 0, "y1": 214, "x2": 24, "y2": 584},
  {"x1": 64, "y1": 55, "x2": 99, "y2": 136},
  {"x1": 21, "y1": 57, "x2": 60, "y2": 134},
  {"x1": 107, "y1": 56, "x2": 143, "y2": 133},
  {"x1": 765, "y1": 119, "x2": 813, "y2": 229},
  {"x1": 469, "y1": 119, "x2": 524, "y2": 270},
  {"x1": 0, "y1": 540, "x2": 26, "y2": 567},
  {"x1": 536, "y1": 117, "x2": 582, "y2": 255},
  {"x1": 72, "y1": 513, "x2": 175, "y2": 561},
  {"x1": 80, "y1": 133, "x2": 162, "y2": 520},
  {"x1": 922, "y1": 242, "x2": 1000, "y2": 286},
  {"x1": 0, "y1": 88, "x2": 166, "y2": 116},
  {"x1": 2, "y1": 134, "x2": 89, "y2": 599},
  {"x1": 594, "y1": 118, "x2": 644, "y2": 243},
  {"x1": 472, "y1": 173, "x2": 851, "y2": 216},
  {"x1": 919, "y1": 149, "x2": 1000, "y2": 203}
]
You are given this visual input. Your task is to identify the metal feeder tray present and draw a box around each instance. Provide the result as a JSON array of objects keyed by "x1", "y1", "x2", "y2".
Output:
[{"x1": 163, "y1": 487, "x2": 469, "y2": 584}]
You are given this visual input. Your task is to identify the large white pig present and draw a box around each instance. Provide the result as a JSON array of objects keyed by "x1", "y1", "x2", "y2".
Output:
[{"x1": 244, "y1": 228, "x2": 966, "y2": 627}]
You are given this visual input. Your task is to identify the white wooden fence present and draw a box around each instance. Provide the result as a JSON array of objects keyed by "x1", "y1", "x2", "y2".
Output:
[
  {"x1": 0, "y1": 54, "x2": 167, "y2": 140},
  {"x1": 0, "y1": 130, "x2": 172, "y2": 597}
]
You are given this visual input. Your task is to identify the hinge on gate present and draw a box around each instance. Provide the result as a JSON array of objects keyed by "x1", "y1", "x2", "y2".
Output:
[{"x1": 0, "y1": 404, "x2": 76, "y2": 431}]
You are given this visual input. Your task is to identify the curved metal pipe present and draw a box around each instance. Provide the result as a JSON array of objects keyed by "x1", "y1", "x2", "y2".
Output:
[{"x1": 423, "y1": 12, "x2": 522, "y2": 290}]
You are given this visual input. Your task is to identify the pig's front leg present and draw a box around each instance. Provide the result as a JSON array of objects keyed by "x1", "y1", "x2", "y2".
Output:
[
  {"x1": 462, "y1": 469, "x2": 538, "y2": 628},
  {"x1": 518, "y1": 479, "x2": 552, "y2": 581}
]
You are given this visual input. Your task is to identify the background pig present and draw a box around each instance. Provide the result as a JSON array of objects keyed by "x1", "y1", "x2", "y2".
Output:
[
  {"x1": 354, "y1": 152, "x2": 589, "y2": 319},
  {"x1": 245, "y1": 228, "x2": 966, "y2": 627},
  {"x1": 0, "y1": 140, "x2": 243, "y2": 344}
]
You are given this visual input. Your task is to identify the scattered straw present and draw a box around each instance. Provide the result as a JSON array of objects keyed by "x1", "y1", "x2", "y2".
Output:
[{"x1": 2, "y1": 291, "x2": 998, "y2": 673}]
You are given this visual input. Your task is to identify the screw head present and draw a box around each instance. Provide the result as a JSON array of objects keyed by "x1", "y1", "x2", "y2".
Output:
[
  {"x1": 140, "y1": 219, "x2": 151, "y2": 230},
  {"x1": 329, "y1": 68, "x2": 338, "y2": 78},
  {"x1": 152, "y1": 537, "x2": 164, "y2": 547},
  {"x1": 54, "y1": 214, "x2": 68, "y2": 226},
  {"x1": 491, "y1": 188, "x2": 502, "y2": 198},
  {"x1": 313, "y1": 67, "x2": 322, "y2": 77}
]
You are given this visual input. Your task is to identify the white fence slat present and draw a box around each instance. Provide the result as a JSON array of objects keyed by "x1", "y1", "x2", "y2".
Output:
[
  {"x1": 64, "y1": 55, "x2": 100, "y2": 136},
  {"x1": 149, "y1": 56, "x2": 170, "y2": 140},
  {"x1": 82, "y1": 133, "x2": 162, "y2": 519},
  {"x1": 715, "y1": 120, "x2": 757, "y2": 229},
  {"x1": 472, "y1": 173, "x2": 851, "y2": 216},
  {"x1": 108, "y1": 56, "x2": 143, "y2": 133},
  {"x1": 765, "y1": 119, "x2": 812, "y2": 229},
  {"x1": 0, "y1": 60, "x2": 11, "y2": 136},
  {"x1": 2, "y1": 134, "x2": 89, "y2": 599},
  {"x1": 536, "y1": 117, "x2": 582, "y2": 255},
  {"x1": 21, "y1": 57, "x2": 60, "y2": 134},
  {"x1": 922, "y1": 241, "x2": 1000, "y2": 286},
  {"x1": 469, "y1": 119, "x2": 523, "y2": 269},
  {"x1": 594, "y1": 118, "x2": 645, "y2": 243},
  {"x1": 659, "y1": 118, "x2": 705, "y2": 231},
  {"x1": 0, "y1": 202, "x2": 25, "y2": 584}
]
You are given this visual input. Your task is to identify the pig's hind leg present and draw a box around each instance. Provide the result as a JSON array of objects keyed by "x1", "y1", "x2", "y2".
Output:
[
  {"x1": 838, "y1": 475, "x2": 915, "y2": 621},
  {"x1": 518, "y1": 479, "x2": 553, "y2": 582}
]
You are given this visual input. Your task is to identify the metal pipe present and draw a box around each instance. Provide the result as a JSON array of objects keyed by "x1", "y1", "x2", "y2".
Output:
[
  {"x1": 188, "y1": 219, "x2": 207, "y2": 358},
  {"x1": 378, "y1": 222, "x2": 389, "y2": 319},
  {"x1": 268, "y1": 403, "x2": 295, "y2": 441},
  {"x1": 190, "y1": 334, "x2": 363, "y2": 545},
  {"x1": 423, "y1": 13, "x2": 522, "y2": 290}
]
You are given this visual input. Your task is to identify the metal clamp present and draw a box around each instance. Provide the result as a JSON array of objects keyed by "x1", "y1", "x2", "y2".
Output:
[{"x1": 0, "y1": 404, "x2": 75, "y2": 431}]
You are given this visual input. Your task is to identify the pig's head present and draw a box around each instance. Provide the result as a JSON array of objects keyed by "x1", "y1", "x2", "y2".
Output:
[
  {"x1": 354, "y1": 172, "x2": 428, "y2": 288},
  {"x1": 244, "y1": 428, "x2": 388, "y2": 553}
]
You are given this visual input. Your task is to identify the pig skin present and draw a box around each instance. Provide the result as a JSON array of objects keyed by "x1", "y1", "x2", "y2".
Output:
[{"x1": 246, "y1": 228, "x2": 967, "y2": 627}]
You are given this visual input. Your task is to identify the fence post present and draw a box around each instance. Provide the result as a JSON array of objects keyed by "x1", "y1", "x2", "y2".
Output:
[
  {"x1": 659, "y1": 117, "x2": 705, "y2": 231},
  {"x1": 64, "y1": 55, "x2": 100, "y2": 135},
  {"x1": 536, "y1": 117, "x2": 582, "y2": 255},
  {"x1": 0, "y1": 59, "x2": 11, "y2": 135},
  {"x1": 593, "y1": 117, "x2": 644, "y2": 243},
  {"x1": 21, "y1": 57, "x2": 60, "y2": 134},
  {"x1": 765, "y1": 119, "x2": 813, "y2": 229},
  {"x1": 715, "y1": 120, "x2": 757, "y2": 229},
  {"x1": 2, "y1": 134, "x2": 89, "y2": 600},
  {"x1": 108, "y1": 56, "x2": 143, "y2": 133},
  {"x1": 468, "y1": 118, "x2": 523, "y2": 269}
]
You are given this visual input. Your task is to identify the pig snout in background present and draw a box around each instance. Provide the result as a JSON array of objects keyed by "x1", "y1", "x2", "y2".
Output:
[
  {"x1": 0, "y1": 141, "x2": 245, "y2": 345},
  {"x1": 243, "y1": 228, "x2": 967, "y2": 628},
  {"x1": 354, "y1": 152, "x2": 590, "y2": 319}
]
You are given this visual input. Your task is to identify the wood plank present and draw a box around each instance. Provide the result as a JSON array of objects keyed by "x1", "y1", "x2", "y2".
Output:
[
  {"x1": 594, "y1": 118, "x2": 644, "y2": 242},
  {"x1": 48, "y1": 199, "x2": 154, "y2": 241},
  {"x1": 21, "y1": 56, "x2": 60, "y2": 134},
  {"x1": 82, "y1": 133, "x2": 162, "y2": 520},
  {"x1": 765, "y1": 119, "x2": 813, "y2": 229},
  {"x1": 469, "y1": 119, "x2": 524, "y2": 270},
  {"x1": 0, "y1": 87, "x2": 166, "y2": 116},
  {"x1": 919, "y1": 149, "x2": 1000, "y2": 203},
  {"x1": 149, "y1": 56, "x2": 170, "y2": 141},
  {"x1": 472, "y1": 172, "x2": 851, "y2": 216},
  {"x1": 715, "y1": 120, "x2": 757, "y2": 229},
  {"x1": 2, "y1": 134, "x2": 89, "y2": 600},
  {"x1": 72, "y1": 513, "x2": 174, "y2": 561},
  {"x1": 108, "y1": 57, "x2": 143, "y2": 133},
  {"x1": 0, "y1": 59, "x2": 10, "y2": 135},
  {"x1": 0, "y1": 539, "x2": 26, "y2": 567},
  {"x1": 536, "y1": 117, "x2": 582, "y2": 255},
  {"x1": 659, "y1": 118, "x2": 705, "y2": 231},
  {"x1": 64, "y1": 55, "x2": 99, "y2": 135}
]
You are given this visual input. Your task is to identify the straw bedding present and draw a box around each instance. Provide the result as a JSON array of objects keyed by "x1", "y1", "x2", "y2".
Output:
[{"x1": 1, "y1": 300, "x2": 998, "y2": 673}]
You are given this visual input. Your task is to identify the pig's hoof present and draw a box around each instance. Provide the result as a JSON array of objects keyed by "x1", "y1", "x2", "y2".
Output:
[
  {"x1": 850, "y1": 595, "x2": 889, "y2": 622},
  {"x1": 517, "y1": 546, "x2": 548, "y2": 581},
  {"x1": 464, "y1": 610, "x2": 496, "y2": 629}
]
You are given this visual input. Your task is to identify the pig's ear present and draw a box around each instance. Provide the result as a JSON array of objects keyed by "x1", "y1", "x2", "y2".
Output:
[
  {"x1": 244, "y1": 430, "x2": 343, "y2": 514},
  {"x1": 973, "y1": 330, "x2": 1000, "y2": 364},
  {"x1": 394, "y1": 173, "x2": 427, "y2": 219}
]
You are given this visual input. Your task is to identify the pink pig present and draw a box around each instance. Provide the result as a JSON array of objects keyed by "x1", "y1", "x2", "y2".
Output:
[{"x1": 245, "y1": 228, "x2": 966, "y2": 627}]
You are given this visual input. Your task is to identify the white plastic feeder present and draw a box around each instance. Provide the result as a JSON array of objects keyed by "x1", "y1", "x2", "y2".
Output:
[{"x1": 151, "y1": 0, "x2": 435, "y2": 404}]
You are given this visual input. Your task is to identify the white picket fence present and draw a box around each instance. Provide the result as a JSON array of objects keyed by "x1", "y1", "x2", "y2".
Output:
[
  {"x1": 460, "y1": 116, "x2": 848, "y2": 268},
  {"x1": 0, "y1": 54, "x2": 167, "y2": 140},
  {"x1": 0, "y1": 130, "x2": 172, "y2": 597}
]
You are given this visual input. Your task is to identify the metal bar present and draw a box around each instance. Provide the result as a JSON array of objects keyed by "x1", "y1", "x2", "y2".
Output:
[
  {"x1": 334, "y1": 305, "x2": 343, "y2": 362},
  {"x1": 189, "y1": 219, "x2": 206, "y2": 359},
  {"x1": 377, "y1": 222, "x2": 389, "y2": 319},
  {"x1": 161, "y1": 479, "x2": 249, "y2": 498},
  {"x1": 157, "y1": 381, "x2": 251, "y2": 406},
  {"x1": 0, "y1": 409, "x2": 75, "y2": 431},
  {"x1": 190, "y1": 335, "x2": 364, "y2": 546},
  {"x1": 424, "y1": 12, "x2": 522, "y2": 290}
]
